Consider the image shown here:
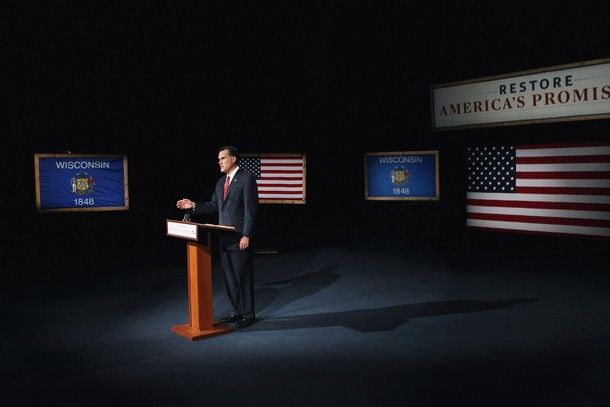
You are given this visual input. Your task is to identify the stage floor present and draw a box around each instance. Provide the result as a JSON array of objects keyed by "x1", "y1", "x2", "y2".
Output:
[{"x1": 2, "y1": 241, "x2": 610, "y2": 406}]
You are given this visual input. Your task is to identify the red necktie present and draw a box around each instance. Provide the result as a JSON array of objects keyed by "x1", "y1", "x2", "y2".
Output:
[{"x1": 223, "y1": 175, "x2": 231, "y2": 200}]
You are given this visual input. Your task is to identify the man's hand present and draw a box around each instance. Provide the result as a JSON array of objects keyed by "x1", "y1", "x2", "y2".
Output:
[
  {"x1": 176, "y1": 199, "x2": 193, "y2": 209},
  {"x1": 239, "y1": 236, "x2": 250, "y2": 250}
]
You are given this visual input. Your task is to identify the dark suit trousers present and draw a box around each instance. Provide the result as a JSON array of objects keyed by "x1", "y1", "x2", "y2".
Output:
[{"x1": 218, "y1": 235, "x2": 255, "y2": 318}]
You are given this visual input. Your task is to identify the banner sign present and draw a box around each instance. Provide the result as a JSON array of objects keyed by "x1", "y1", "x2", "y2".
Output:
[
  {"x1": 432, "y1": 58, "x2": 610, "y2": 130},
  {"x1": 365, "y1": 151, "x2": 439, "y2": 201},
  {"x1": 34, "y1": 154, "x2": 129, "y2": 213},
  {"x1": 241, "y1": 153, "x2": 306, "y2": 204}
]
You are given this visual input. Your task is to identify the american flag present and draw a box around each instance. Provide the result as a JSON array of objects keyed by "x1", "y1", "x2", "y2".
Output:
[
  {"x1": 240, "y1": 154, "x2": 306, "y2": 204},
  {"x1": 466, "y1": 143, "x2": 610, "y2": 238}
]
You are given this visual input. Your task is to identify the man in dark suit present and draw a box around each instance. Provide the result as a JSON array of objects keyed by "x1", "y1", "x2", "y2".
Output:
[{"x1": 176, "y1": 146, "x2": 258, "y2": 329}]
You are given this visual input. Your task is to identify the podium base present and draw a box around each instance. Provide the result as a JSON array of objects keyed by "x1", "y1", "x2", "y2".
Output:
[{"x1": 171, "y1": 323, "x2": 233, "y2": 341}]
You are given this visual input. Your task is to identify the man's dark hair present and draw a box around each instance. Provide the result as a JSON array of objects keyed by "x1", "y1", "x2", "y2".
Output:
[{"x1": 219, "y1": 145, "x2": 240, "y2": 162}]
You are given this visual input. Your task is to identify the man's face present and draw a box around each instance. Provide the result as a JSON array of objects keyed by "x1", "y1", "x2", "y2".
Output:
[{"x1": 218, "y1": 149, "x2": 237, "y2": 174}]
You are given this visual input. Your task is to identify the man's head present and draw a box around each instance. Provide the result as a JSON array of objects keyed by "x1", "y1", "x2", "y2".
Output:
[{"x1": 218, "y1": 146, "x2": 239, "y2": 174}]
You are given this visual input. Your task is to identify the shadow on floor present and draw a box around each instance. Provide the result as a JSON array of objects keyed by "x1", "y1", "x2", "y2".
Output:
[
  {"x1": 245, "y1": 298, "x2": 538, "y2": 333},
  {"x1": 254, "y1": 265, "x2": 341, "y2": 316}
]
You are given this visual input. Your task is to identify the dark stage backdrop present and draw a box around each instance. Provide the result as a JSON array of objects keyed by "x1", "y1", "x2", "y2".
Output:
[{"x1": 5, "y1": 2, "x2": 610, "y2": 283}]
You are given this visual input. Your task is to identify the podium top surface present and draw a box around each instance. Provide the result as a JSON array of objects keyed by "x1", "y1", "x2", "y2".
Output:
[
  {"x1": 199, "y1": 223, "x2": 237, "y2": 232},
  {"x1": 166, "y1": 219, "x2": 237, "y2": 240},
  {"x1": 166, "y1": 219, "x2": 236, "y2": 231}
]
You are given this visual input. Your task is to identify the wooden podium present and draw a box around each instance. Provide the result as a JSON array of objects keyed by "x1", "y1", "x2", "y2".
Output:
[{"x1": 166, "y1": 219, "x2": 237, "y2": 341}]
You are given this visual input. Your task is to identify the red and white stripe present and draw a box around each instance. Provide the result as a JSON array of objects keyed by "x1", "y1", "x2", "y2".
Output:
[
  {"x1": 257, "y1": 155, "x2": 306, "y2": 203},
  {"x1": 467, "y1": 143, "x2": 610, "y2": 238}
]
